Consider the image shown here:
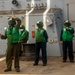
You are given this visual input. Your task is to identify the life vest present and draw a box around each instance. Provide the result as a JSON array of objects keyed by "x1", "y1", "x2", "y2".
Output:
[
  {"x1": 6, "y1": 26, "x2": 19, "y2": 44},
  {"x1": 35, "y1": 28, "x2": 46, "y2": 42},
  {"x1": 19, "y1": 29, "x2": 29, "y2": 41},
  {"x1": 62, "y1": 26, "x2": 74, "y2": 41}
]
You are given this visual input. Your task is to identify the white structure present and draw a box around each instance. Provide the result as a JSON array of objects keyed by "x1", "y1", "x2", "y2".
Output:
[{"x1": 0, "y1": 0, "x2": 75, "y2": 55}]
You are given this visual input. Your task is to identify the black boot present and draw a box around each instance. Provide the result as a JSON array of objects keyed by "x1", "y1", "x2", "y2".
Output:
[
  {"x1": 4, "y1": 68, "x2": 11, "y2": 72},
  {"x1": 70, "y1": 60, "x2": 74, "y2": 63},
  {"x1": 33, "y1": 62, "x2": 38, "y2": 66},
  {"x1": 15, "y1": 68, "x2": 20, "y2": 72}
]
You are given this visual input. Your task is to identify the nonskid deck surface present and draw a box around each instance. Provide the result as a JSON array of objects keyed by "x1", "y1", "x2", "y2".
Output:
[{"x1": 0, "y1": 56, "x2": 75, "y2": 75}]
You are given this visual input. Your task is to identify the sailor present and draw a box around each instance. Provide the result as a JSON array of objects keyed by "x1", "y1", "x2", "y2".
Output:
[
  {"x1": 60, "y1": 20, "x2": 74, "y2": 62},
  {"x1": 19, "y1": 25, "x2": 29, "y2": 56},
  {"x1": 0, "y1": 17, "x2": 21, "y2": 72},
  {"x1": 33, "y1": 21, "x2": 48, "y2": 66}
]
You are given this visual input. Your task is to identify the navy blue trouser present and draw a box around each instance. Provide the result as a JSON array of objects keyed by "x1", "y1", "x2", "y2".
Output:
[
  {"x1": 63, "y1": 41, "x2": 74, "y2": 61},
  {"x1": 34, "y1": 42, "x2": 47, "y2": 64}
]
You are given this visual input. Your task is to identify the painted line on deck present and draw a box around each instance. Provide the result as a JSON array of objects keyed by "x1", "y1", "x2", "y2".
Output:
[{"x1": 0, "y1": 57, "x2": 6, "y2": 62}]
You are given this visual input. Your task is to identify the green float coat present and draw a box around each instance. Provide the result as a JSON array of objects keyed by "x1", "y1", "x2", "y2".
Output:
[
  {"x1": 6, "y1": 26, "x2": 19, "y2": 44},
  {"x1": 35, "y1": 28, "x2": 46, "y2": 42},
  {"x1": 62, "y1": 26, "x2": 74, "y2": 41}
]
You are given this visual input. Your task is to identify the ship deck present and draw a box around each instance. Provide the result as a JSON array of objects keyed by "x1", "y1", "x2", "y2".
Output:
[{"x1": 0, "y1": 56, "x2": 75, "y2": 75}]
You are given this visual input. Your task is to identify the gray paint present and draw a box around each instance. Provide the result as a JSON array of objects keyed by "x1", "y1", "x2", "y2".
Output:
[{"x1": 46, "y1": 9, "x2": 63, "y2": 56}]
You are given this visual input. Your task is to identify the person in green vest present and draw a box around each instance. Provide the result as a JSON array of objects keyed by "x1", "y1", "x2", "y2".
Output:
[
  {"x1": 60, "y1": 20, "x2": 74, "y2": 63},
  {"x1": 19, "y1": 25, "x2": 29, "y2": 56},
  {"x1": 0, "y1": 17, "x2": 21, "y2": 72},
  {"x1": 33, "y1": 21, "x2": 48, "y2": 66}
]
